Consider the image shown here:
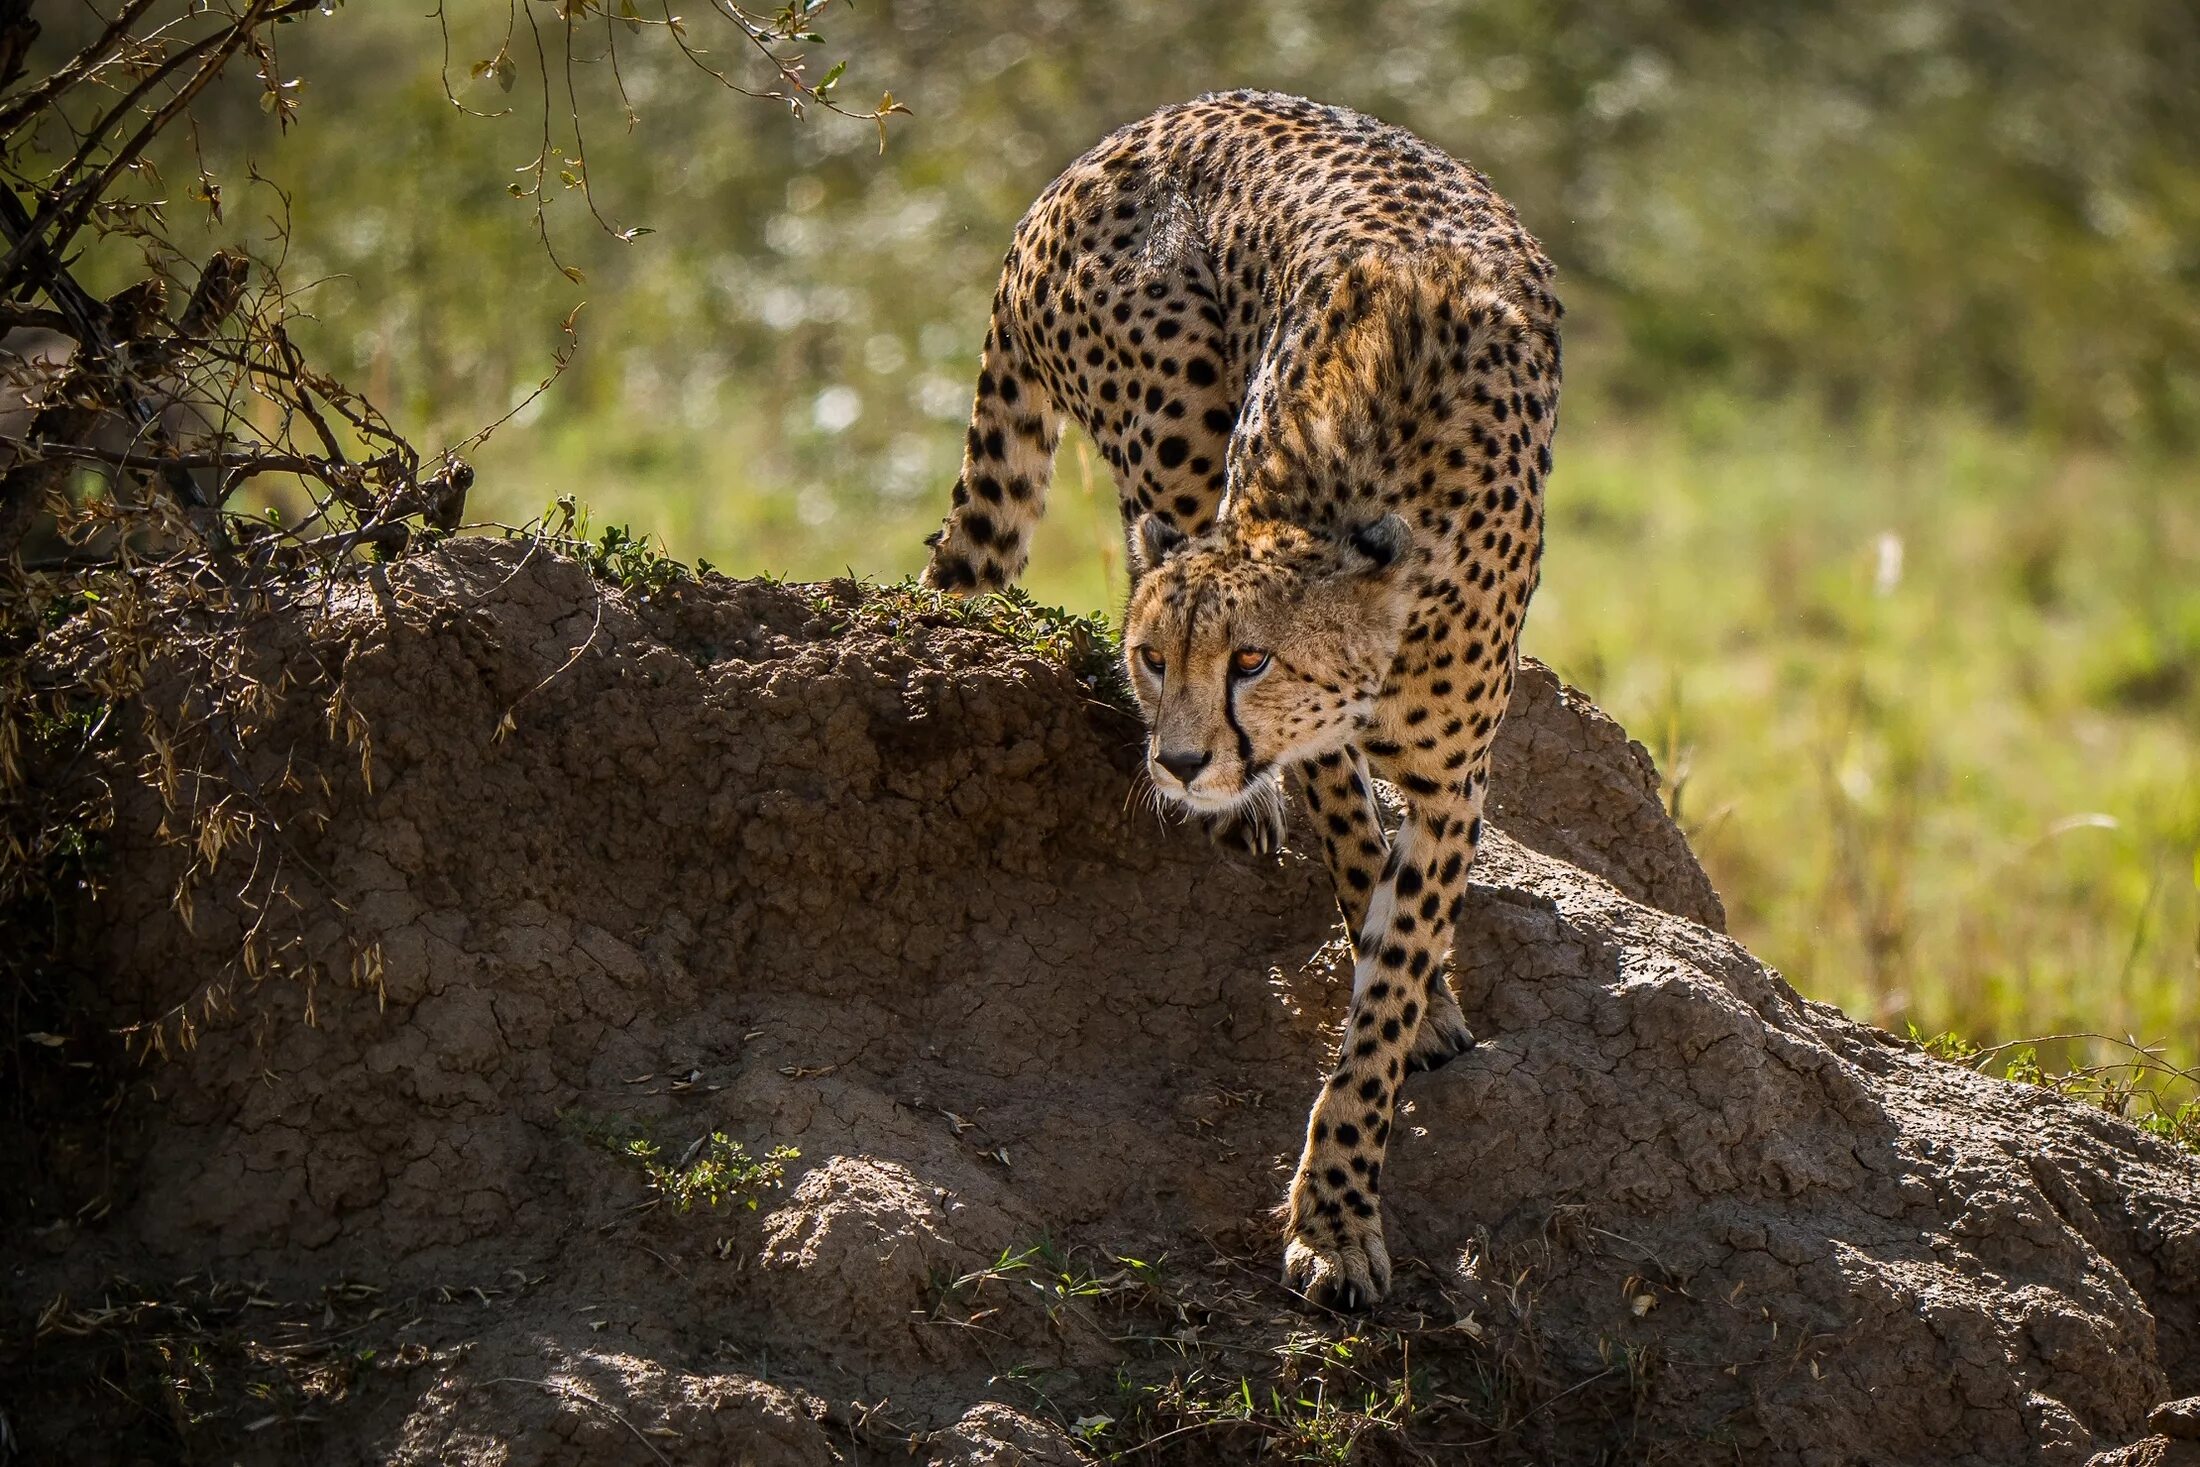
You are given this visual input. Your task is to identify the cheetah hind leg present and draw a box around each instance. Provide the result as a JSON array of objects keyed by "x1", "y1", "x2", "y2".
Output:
[
  {"x1": 1201, "y1": 778, "x2": 1286, "y2": 857},
  {"x1": 1406, "y1": 974, "x2": 1476, "y2": 1073}
]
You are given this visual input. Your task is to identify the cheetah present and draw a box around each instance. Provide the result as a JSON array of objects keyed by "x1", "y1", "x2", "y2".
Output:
[{"x1": 921, "y1": 91, "x2": 1561, "y2": 1310}]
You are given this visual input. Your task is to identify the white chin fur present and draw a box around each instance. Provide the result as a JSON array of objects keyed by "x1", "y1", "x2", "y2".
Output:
[{"x1": 1162, "y1": 771, "x2": 1281, "y2": 818}]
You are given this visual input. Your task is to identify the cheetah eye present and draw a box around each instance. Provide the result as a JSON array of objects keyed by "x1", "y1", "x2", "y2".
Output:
[
  {"x1": 1231, "y1": 648, "x2": 1272, "y2": 676},
  {"x1": 1137, "y1": 645, "x2": 1166, "y2": 676}
]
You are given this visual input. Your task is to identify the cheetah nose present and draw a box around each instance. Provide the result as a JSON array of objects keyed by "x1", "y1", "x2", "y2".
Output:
[{"x1": 1156, "y1": 749, "x2": 1211, "y2": 785}]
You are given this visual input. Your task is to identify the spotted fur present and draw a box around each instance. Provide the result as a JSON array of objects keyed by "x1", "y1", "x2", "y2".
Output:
[{"x1": 922, "y1": 91, "x2": 1561, "y2": 1311}]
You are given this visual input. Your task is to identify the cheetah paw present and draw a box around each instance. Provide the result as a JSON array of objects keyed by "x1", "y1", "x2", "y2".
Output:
[
  {"x1": 1406, "y1": 982, "x2": 1477, "y2": 1073},
  {"x1": 1283, "y1": 1227, "x2": 1392, "y2": 1312},
  {"x1": 1203, "y1": 800, "x2": 1285, "y2": 858}
]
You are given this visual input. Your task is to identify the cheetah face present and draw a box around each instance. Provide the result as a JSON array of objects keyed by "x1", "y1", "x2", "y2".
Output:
[{"x1": 1122, "y1": 513, "x2": 1413, "y2": 815}]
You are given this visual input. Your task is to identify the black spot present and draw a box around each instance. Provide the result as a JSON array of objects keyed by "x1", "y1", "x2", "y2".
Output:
[{"x1": 1157, "y1": 435, "x2": 1190, "y2": 469}]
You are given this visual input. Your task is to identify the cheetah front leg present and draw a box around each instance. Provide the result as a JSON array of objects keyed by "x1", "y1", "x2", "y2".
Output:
[
  {"x1": 1294, "y1": 749, "x2": 1476, "y2": 1071},
  {"x1": 1282, "y1": 776, "x2": 1487, "y2": 1310}
]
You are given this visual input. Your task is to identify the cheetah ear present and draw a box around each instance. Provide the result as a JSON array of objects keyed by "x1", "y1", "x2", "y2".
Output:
[
  {"x1": 1342, "y1": 513, "x2": 1411, "y2": 575},
  {"x1": 1133, "y1": 513, "x2": 1190, "y2": 572}
]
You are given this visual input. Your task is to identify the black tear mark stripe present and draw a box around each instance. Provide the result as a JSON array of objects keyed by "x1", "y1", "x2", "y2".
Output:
[
  {"x1": 1214, "y1": 590, "x2": 1257, "y2": 769},
  {"x1": 1224, "y1": 673, "x2": 1256, "y2": 768}
]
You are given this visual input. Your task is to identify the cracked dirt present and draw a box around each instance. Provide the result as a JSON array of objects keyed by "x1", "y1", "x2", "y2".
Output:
[{"x1": 4, "y1": 538, "x2": 2196, "y2": 1464}]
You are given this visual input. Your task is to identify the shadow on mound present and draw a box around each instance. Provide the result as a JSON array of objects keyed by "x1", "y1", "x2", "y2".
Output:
[{"x1": 5, "y1": 539, "x2": 2195, "y2": 1466}]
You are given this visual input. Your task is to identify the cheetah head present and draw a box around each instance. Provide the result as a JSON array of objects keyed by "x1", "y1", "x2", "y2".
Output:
[{"x1": 1122, "y1": 512, "x2": 1413, "y2": 816}]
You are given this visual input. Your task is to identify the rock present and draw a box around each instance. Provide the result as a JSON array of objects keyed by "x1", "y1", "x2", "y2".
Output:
[{"x1": 2157, "y1": 1399, "x2": 2200, "y2": 1441}]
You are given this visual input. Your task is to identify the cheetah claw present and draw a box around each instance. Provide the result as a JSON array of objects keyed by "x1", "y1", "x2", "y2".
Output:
[
  {"x1": 1283, "y1": 1228, "x2": 1392, "y2": 1312},
  {"x1": 1406, "y1": 983, "x2": 1477, "y2": 1073},
  {"x1": 1203, "y1": 801, "x2": 1285, "y2": 858}
]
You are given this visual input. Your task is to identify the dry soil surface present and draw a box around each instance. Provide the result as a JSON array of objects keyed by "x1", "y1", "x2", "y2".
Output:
[{"x1": 5, "y1": 539, "x2": 2196, "y2": 1466}]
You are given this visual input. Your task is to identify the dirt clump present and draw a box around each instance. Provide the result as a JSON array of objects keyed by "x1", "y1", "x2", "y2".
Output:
[{"x1": 3, "y1": 538, "x2": 2196, "y2": 1466}]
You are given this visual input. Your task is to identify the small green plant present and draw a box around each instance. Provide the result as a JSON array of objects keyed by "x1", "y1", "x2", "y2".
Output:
[
  {"x1": 580, "y1": 522, "x2": 691, "y2": 599},
  {"x1": 628, "y1": 1132, "x2": 798, "y2": 1214},
  {"x1": 1911, "y1": 1024, "x2": 2199, "y2": 1154},
  {"x1": 535, "y1": 496, "x2": 695, "y2": 600},
  {"x1": 2139, "y1": 1100, "x2": 2200, "y2": 1152},
  {"x1": 559, "y1": 1108, "x2": 797, "y2": 1213},
  {"x1": 926, "y1": 1239, "x2": 1176, "y2": 1332},
  {"x1": 1907, "y1": 1025, "x2": 1981, "y2": 1064}
]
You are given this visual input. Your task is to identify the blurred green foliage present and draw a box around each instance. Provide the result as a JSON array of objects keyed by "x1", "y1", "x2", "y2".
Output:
[
  {"x1": 30, "y1": 1, "x2": 2197, "y2": 1071},
  {"x1": 137, "y1": 0, "x2": 2200, "y2": 449}
]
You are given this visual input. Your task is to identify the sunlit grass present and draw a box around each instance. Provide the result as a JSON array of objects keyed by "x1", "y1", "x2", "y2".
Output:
[
  {"x1": 463, "y1": 398, "x2": 2200, "y2": 1080},
  {"x1": 1529, "y1": 401, "x2": 2199, "y2": 1072}
]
